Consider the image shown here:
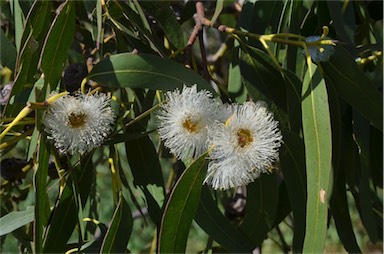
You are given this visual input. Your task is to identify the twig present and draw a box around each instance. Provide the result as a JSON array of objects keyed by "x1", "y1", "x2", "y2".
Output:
[{"x1": 184, "y1": 1, "x2": 205, "y2": 69}]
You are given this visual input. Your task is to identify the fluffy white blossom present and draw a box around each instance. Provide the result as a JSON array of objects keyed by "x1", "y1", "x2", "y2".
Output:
[
  {"x1": 157, "y1": 85, "x2": 226, "y2": 160},
  {"x1": 43, "y1": 93, "x2": 115, "y2": 155},
  {"x1": 204, "y1": 101, "x2": 282, "y2": 190},
  {"x1": 305, "y1": 36, "x2": 335, "y2": 63}
]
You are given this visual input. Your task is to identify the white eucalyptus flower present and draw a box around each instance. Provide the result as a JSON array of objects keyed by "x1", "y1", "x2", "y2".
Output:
[
  {"x1": 43, "y1": 93, "x2": 115, "y2": 155},
  {"x1": 305, "y1": 36, "x2": 335, "y2": 63},
  {"x1": 157, "y1": 85, "x2": 226, "y2": 160},
  {"x1": 204, "y1": 101, "x2": 282, "y2": 190}
]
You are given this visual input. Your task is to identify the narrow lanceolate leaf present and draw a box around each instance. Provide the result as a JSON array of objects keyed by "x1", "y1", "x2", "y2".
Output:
[
  {"x1": 0, "y1": 29, "x2": 17, "y2": 71},
  {"x1": 100, "y1": 194, "x2": 133, "y2": 253},
  {"x1": 140, "y1": 2, "x2": 185, "y2": 49},
  {"x1": 0, "y1": 206, "x2": 34, "y2": 236},
  {"x1": 280, "y1": 131, "x2": 306, "y2": 252},
  {"x1": 228, "y1": 43, "x2": 247, "y2": 103},
  {"x1": 210, "y1": 0, "x2": 224, "y2": 26},
  {"x1": 4, "y1": 0, "x2": 52, "y2": 117},
  {"x1": 302, "y1": 64, "x2": 332, "y2": 253},
  {"x1": 195, "y1": 187, "x2": 255, "y2": 252},
  {"x1": 43, "y1": 154, "x2": 94, "y2": 253},
  {"x1": 240, "y1": 175, "x2": 279, "y2": 247},
  {"x1": 124, "y1": 124, "x2": 165, "y2": 226},
  {"x1": 158, "y1": 152, "x2": 209, "y2": 253},
  {"x1": 40, "y1": 0, "x2": 76, "y2": 88},
  {"x1": 88, "y1": 53, "x2": 213, "y2": 92},
  {"x1": 354, "y1": 114, "x2": 380, "y2": 243},
  {"x1": 34, "y1": 136, "x2": 51, "y2": 253},
  {"x1": 321, "y1": 46, "x2": 383, "y2": 131}
]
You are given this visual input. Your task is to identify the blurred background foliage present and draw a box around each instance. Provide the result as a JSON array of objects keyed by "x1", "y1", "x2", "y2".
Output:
[{"x1": 0, "y1": 0, "x2": 382, "y2": 253}]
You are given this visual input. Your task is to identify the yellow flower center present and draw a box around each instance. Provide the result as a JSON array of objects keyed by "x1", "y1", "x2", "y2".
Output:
[
  {"x1": 182, "y1": 118, "x2": 199, "y2": 133},
  {"x1": 68, "y1": 112, "x2": 87, "y2": 128},
  {"x1": 237, "y1": 128, "x2": 253, "y2": 148}
]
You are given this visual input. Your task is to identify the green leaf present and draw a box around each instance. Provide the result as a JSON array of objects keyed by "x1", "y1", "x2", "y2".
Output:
[
  {"x1": 195, "y1": 187, "x2": 255, "y2": 252},
  {"x1": 280, "y1": 131, "x2": 306, "y2": 252},
  {"x1": 34, "y1": 136, "x2": 51, "y2": 253},
  {"x1": 5, "y1": 0, "x2": 52, "y2": 116},
  {"x1": 210, "y1": 0, "x2": 224, "y2": 26},
  {"x1": 0, "y1": 29, "x2": 17, "y2": 71},
  {"x1": 40, "y1": 0, "x2": 76, "y2": 87},
  {"x1": 272, "y1": 181, "x2": 292, "y2": 227},
  {"x1": 327, "y1": 70, "x2": 361, "y2": 253},
  {"x1": 43, "y1": 154, "x2": 94, "y2": 253},
  {"x1": 158, "y1": 152, "x2": 208, "y2": 253},
  {"x1": 330, "y1": 162, "x2": 362, "y2": 253},
  {"x1": 125, "y1": 125, "x2": 165, "y2": 225},
  {"x1": 0, "y1": 206, "x2": 34, "y2": 236},
  {"x1": 88, "y1": 53, "x2": 213, "y2": 92},
  {"x1": 282, "y1": 69, "x2": 302, "y2": 133},
  {"x1": 302, "y1": 64, "x2": 332, "y2": 253},
  {"x1": 106, "y1": 1, "x2": 168, "y2": 56},
  {"x1": 240, "y1": 174, "x2": 278, "y2": 246},
  {"x1": 239, "y1": 46, "x2": 287, "y2": 112},
  {"x1": 321, "y1": 46, "x2": 383, "y2": 131},
  {"x1": 354, "y1": 114, "x2": 380, "y2": 243},
  {"x1": 100, "y1": 194, "x2": 133, "y2": 253},
  {"x1": 228, "y1": 43, "x2": 247, "y2": 103},
  {"x1": 12, "y1": 0, "x2": 24, "y2": 52},
  {"x1": 140, "y1": 2, "x2": 185, "y2": 49},
  {"x1": 327, "y1": 1, "x2": 356, "y2": 47},
  {"x1": 239, "y1": 0, "x2": 284, "y2": 35}
]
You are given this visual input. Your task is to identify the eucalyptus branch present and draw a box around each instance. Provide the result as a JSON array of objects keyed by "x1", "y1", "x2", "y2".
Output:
[{"x1": 198, "y1": 16, "x2": 335, "y2": 59}]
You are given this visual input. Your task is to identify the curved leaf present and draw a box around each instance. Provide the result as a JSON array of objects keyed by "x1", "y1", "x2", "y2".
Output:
[
  {"x1": 100, "y1": 194, "x2": 133, "y2": 253},
  {"x1": 0, "y1": 29, "x2": 17, "y2": 71},
  {"x1": 321, "y1": 46, "x2": 383, "y2": 131},
  {"x1": 43, "y1": 154, "x2": 94, "y2": 253},
  {"x1": 239, "y1": 46, "x2": 287, "y2": 112},
  {"x1": 39, "y1": 0, "x2": 76, "y2": 87},
  {"x1": 302, "y1": 64, "x2": 332, "y2": 253},
  {"x1": 280, "y1": 131, "x2": 306, "y2": 252},
  {"x1": 88, "y1": 53, "x2": 213, "y2": 92},
  {"x1": 210, "y1": 0, "x2": 224, "y2": 26},
  {"x1": 158, "y1": 152, "x2": 208, "y2": 253},
  {"x1": 195, "y1": 187, "x2": 255, "y2": 252},
  {"x1": 4, "y1": 0, "x2": 52, "y2": 116},
  {"x1": 34, "y1": 136, "x2": 50, "y2": 253},
  {"x1": 140, "y1": 2, "x2": 185, "y2": 49},
  {"x1": 124, "y1": 124, "x2": 164, "y2": 226},
  {"x1": 0, "y1": 206, "x2": 34, "y2": 236},
  {"x1": 240, "y1": 174, "x2": 279, "y2": 246}
]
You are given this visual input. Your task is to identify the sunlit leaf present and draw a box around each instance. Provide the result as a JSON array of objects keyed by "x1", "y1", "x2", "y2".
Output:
[
  {"x1": 88, "y1": 53, "x2": 213, "y2": 92},
  {"x1": 158, "y1": 152, "x2": 208, "y2": 253},
  {"x1": 40, "y1": 0, "x2": 76, "y2": 87},
  {"x1": 302, "y1": 64, "x2": 332, "y2": 253},
  {"x1": 0, "y1": 206, "x2": 34, "y2": 236},
  {"x1": 210, "y1": 0, "x2": 224, "y2": 26}
]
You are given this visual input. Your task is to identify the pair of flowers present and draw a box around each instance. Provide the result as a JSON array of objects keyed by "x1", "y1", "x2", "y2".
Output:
[
  {"x1": 157, "y1": 85, "x2": 282, "y2": 190},
  {"x1": 43, "y1": 85, "x2": 282, "y2": 190}
]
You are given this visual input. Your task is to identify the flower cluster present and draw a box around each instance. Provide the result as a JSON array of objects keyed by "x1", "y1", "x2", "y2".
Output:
[
  {"x1": 157, "y1": 85, "x2": 282, "y2": 190},
  {"x1": 305, "y1": 36, "x2": 335, "y2": 63},
  {"x1": 43, "y1": 93, "x2": 115, "y2": 155}
]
